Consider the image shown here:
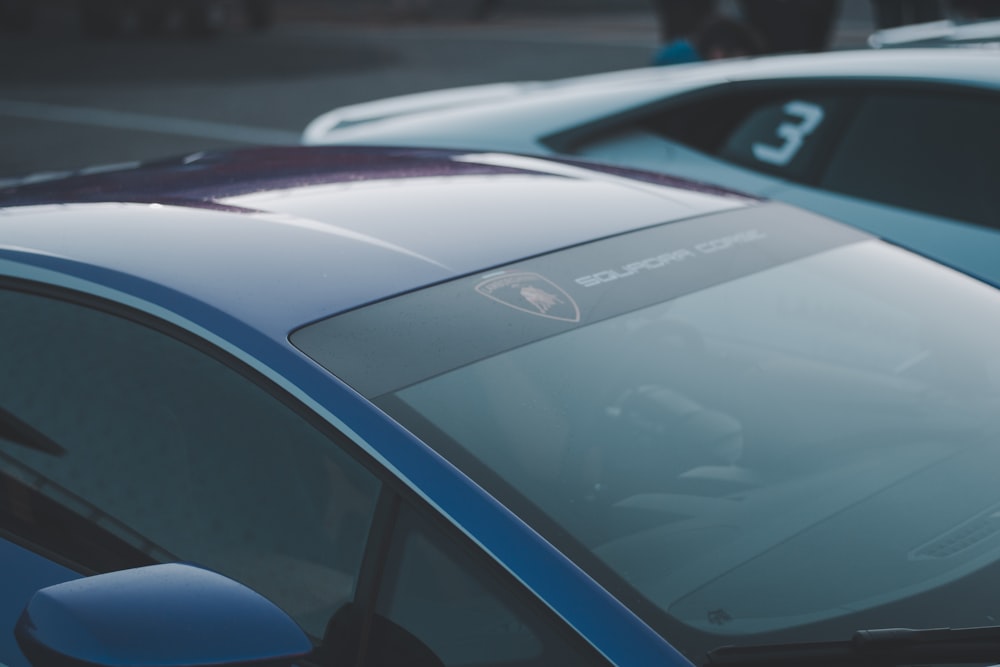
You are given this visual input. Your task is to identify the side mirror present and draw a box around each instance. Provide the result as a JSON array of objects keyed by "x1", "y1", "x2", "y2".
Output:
[{"x1": 15, "y1": 562, "x2": 313, "y2": 667}]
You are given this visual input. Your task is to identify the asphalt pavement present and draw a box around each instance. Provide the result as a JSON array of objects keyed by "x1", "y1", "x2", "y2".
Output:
[
  {"x1": 0, "y1": 0, "x2": 879, "y2": 180},
  {"x1": 276, "y1": 0, "x2": 876, "y2": 49}
]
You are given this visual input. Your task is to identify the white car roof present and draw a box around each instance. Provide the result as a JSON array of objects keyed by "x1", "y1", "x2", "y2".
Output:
[{"x1": 304, "y1": 49, "x2": 1000, "y2": 150}]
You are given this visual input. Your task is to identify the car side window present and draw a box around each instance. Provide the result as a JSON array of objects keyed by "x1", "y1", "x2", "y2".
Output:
[
  {"x1": 0, "y1": 286, "x2": 380, "y2": 637},
  {"x1": 819, "y1": 91, "x2": 1000, "y2": 229},
  {"x1": 714, "y1": 93, "x2": 849, "y2": 182},
  {"x1": 639, "y1": 89, "x2": 851, "y2": 184},
  {"x1": 363, "y1": 503, "x2": 608, "y2": 667}
]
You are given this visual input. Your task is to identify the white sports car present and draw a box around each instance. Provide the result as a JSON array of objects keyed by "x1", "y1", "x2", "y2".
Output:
[{"x1": 304, "y1": 48, "x2": 1000, "y2": 285}]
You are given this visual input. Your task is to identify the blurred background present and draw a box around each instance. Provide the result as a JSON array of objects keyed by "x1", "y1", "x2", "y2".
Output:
[{"x1": 0, "y1": 0, "x2": 988, "y2": 181}]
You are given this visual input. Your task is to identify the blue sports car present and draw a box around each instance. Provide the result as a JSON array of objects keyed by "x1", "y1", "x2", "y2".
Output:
[{"x1": 3, "y1": 146, "x2": 1000, "y2": 667}]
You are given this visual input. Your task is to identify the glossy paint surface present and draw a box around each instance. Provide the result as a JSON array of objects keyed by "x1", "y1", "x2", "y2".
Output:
[
  {"x1": 16, "y1": 564, "x2": 312, "y2": 667},
  {"x1": 0, "y1": 147, "x2": 736, "y2": 667},
  {"x1": 0, "y1": 147, "x2": 745, "y2": 338},
  {"x1": 298, "y1": 51, "x2": 1000, "y2": 288},
  {"x1": 303, "y1": 49, "x2": 1000, "y2": 148}
]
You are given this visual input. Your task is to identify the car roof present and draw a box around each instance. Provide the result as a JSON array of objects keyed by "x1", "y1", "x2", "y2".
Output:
[
  {"x1": 306, "y1": 49, "x2": 1000, "y2": 151},
  {"x1": 577, "y1": 47, "x2": 1000, "y2": 88},
  {"x1": 868, "y1": 18, "x2": 1000, "y2": 48},
  {"x1": 0, "y1": 146, "x2": 748, "y2": 338}
]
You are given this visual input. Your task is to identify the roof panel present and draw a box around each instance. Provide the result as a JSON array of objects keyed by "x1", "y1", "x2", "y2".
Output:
[{"x1": 0, "y1": 148, "x2": 747, "y2": 337}]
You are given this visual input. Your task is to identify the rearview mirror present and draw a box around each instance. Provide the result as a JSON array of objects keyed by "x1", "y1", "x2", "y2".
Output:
[{"x1": 16, "y1": 562, "x2": 312, "y2": 667}]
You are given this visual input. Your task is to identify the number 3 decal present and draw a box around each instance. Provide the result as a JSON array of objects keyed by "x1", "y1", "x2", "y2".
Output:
[{"x1": 752, "y1": 100, "x2": 825, "y2": 167}]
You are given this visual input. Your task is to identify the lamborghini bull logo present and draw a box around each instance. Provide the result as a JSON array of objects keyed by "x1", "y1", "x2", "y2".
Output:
[{"x1": 475, "y1": 272, "x2": 581, "y2": 323}]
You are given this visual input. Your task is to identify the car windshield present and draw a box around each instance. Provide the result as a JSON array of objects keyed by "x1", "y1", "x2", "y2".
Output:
[{"x1": 293, "y1": 206, "x2": 1000, "y2": 660}]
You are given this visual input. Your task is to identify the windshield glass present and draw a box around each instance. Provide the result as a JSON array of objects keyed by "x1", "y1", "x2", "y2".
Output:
[{"x1": 293, "y1": 208, "x2": 1000, "y2": 660}]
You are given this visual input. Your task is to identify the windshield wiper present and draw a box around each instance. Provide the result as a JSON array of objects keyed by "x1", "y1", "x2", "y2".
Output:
[{"x1": 706, "y1": 626, "x2": 1000, "y2": 667}]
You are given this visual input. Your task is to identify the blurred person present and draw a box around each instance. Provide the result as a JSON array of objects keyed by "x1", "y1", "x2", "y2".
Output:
[
  {"x1": 870, "y1": 0, "x2": 943, "y2": 27},
  {"x1": 737, "y1": 0, "x2": 841, "y2": 53},
  {"x1": 949, "y1": 0, "x2": 1000, "y2": 17},
  {"x1": 653, "y1": 14, "x2": 766, "y2": 65},
  {"x1": 650, "y1": 0, "x2": 717, "y2": 42}
]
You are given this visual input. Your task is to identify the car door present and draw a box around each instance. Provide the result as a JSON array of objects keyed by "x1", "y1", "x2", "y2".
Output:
[{"x1": 0, "y1": 281, "x2": 615, "y2": 667}]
